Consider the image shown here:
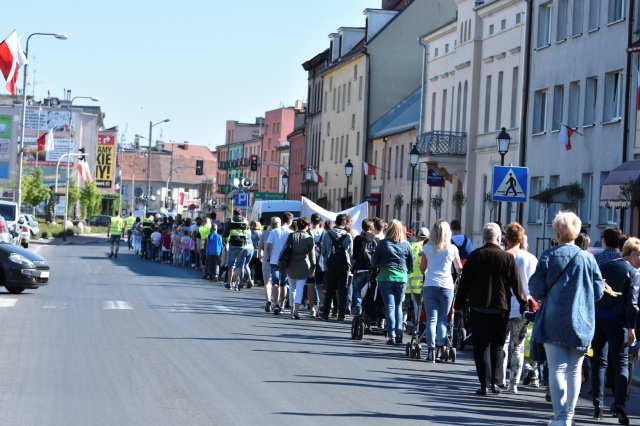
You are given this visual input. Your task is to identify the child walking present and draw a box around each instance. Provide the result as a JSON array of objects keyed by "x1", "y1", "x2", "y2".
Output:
[
  {"x1": 181, "y1": 231, "x2": 191, "y2": 266},
  {"x1": 161, "y1": 228, "x2": 172, "y2": 264},
  {"x1": 172, "y1": 228, "x2": 182, "y2": 265}
]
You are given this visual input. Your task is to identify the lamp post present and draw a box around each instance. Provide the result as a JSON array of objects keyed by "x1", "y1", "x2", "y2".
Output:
[
  {"x1": 282, "y1": 172, "x2": 289, "y2": 199},
  {"x1": 145, "y1": 119, "x2": 170, "y2": 216},
  {"x1": 63, "y1": 96, "x2": 98, "y2": 241},
  {"x1": 408, "y1": 144, "x2": 420, "y2": 232},
  {"x1": 17, "y1": 32, "x2": 68, "y2": 215},
  {"x1": 304, "y1": 166, "x2": 313, "y2": 200},
  {"x1": 496, "y1": 127, "x2": 512, "y2": 223},
  {"x1": 344, "y1": 159, "x2": 354, "y2": 208}
]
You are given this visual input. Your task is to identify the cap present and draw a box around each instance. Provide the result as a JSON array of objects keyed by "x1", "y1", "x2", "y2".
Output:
[{"x1": 418, "y1": 227, "x2": 430, "y2": 238}]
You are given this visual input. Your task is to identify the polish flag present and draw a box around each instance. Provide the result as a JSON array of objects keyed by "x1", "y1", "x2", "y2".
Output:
[
  {"x1": 36, "y1": 129, "x2": 55, "y2": 151},
  {"x1": 557, "y1": 123, "x2": 574, "y2": 150},
  {"x1": 76, "y1": 160, "x2": 93, "y2": 184},
  {"x1": 312, "y1": 169, "x2": 324, "y2": 183},
  {"x1": 179, "y1": 192, "x2": 185, "y2": 206},
  {"x1": 363, "y1": 161, "x2": 376, "y2": 176},
  {"x1": 299, "y1": 163, "x2": 306, "y2": 172},
  {"x1": 0, "y1": 31, "x2": 28, "y2": 96}
]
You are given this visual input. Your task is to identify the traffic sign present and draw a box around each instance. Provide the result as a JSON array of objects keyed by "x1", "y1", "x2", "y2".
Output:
[
  {"x1": 254, "y1": 191, "x2": 286, "y2": 201},
  {"x1": 492, "y1": 166, "x2": 528, "y2": 203},
  {"x1": 234, "y1": 191, "x2": 249, "y2": 207}
]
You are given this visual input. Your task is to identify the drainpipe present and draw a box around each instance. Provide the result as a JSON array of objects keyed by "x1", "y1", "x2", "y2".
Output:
[
  {"x1": 419, "y1": 37, "x2": 429, "y2": 224},
  {"x1": 622, "y1": 0, "x2": 635, "y2": 232},
  {"x1": 517, "y1": 0, "x2": 533, "y2": 223},
  {"x1": 363, "y1": 48, "x2": 371, "y2": 208}
]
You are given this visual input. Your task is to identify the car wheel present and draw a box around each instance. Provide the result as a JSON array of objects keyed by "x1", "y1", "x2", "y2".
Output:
[{"x1": 5, "y1": 287, "x2": 25, "y2": 294}]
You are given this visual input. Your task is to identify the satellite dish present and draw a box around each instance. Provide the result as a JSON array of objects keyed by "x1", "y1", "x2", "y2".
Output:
[
  {"x1": 219, "y1": 202, "x2": 227, "y2": 211},
  {"x1": 232, "y1": 178, "x2": 240, "y2": 187},
  {"x1": 150, "y1": 195, "x2": 156, "y2": 202},
  {"x1": 209, "y1": 199, "x2": 219, "y2": 206},
  {"x1": 242, "y1": 177, "x2": 253, "y2": 188},
  {"x1": 142, "y1": 194, "x2": 148, "y2": 200}
]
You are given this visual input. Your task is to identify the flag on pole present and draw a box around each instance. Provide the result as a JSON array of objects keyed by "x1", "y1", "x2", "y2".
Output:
[
  {"x1": 299, "y1": 163, "x2": 306, "y2": 172},
  {"x1": 76, "y1": 160, "x2": 93, "y2": 184},
  {"x1": 0, "y1": 31, "x2": 28, "y2": 96},
  {"x1": 36, "y1": 129, "x2": 55, "y2": 151},
  {"x1": 362, "y1": 161, "x2": 376, "y2": 176},
  {"x1": 312, "y1": 169, "x2": 324, "y2": 183},
  {"x1": 557, "y1": 123, "x2": 574, "y2": 150}
]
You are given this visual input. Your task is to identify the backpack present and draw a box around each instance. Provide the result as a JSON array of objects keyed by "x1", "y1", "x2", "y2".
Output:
[
  {"x1": 327, "y1": 232, "x2": 351, "y2": 271},
  {"x1": 356, "y1": 236, "x2": 377, "y2": 271},
  {"x1": 452, "y1": 236, "x2": 470, "y2": 260}
]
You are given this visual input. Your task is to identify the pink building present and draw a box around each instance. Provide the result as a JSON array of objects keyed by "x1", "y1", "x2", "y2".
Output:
[{"x1": 260, "y1": 107, "x2": 296, "y2": 193}]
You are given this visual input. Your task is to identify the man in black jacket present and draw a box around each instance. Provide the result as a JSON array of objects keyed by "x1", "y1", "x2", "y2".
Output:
[
  {"x1": 591, "y1": 237, "x2": 640, "y2": 423},
  {"x1": 455, "y1": 222, "x2": 528, "y2": 396}
]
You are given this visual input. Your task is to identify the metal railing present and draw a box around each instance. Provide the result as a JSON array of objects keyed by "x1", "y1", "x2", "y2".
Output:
[{"x1": 417, "y1": 131, "x2": 467, "y2": 157}]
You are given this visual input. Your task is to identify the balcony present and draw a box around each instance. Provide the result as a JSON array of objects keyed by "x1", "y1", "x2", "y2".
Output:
[
  {"x1": 237, "y1": 158, "x2": 249, "y2": 167},
  {"x1": 218, "y1": 161, "x2": 229, "y2": 170},
  {"x1": 217, "y1": 184, "x2": 231, "y2": 194},
  {"x1": 417, "y1": 130, "x2": 467, "y2": 182}
]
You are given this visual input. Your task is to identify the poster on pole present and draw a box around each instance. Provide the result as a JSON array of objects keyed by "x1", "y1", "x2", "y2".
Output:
[{"x1": 96, "y1": 132, "x2": 116, "y2": 188}]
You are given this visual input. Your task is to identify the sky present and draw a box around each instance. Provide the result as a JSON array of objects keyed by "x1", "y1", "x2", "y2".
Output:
[{"x1": 4, "y1": 0, "x2": 376, "y2": 151}]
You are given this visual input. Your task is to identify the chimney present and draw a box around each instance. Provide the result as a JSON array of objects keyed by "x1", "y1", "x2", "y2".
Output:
[{"x1": 183, "y1": 141, "x2": 189, "y2": 151}]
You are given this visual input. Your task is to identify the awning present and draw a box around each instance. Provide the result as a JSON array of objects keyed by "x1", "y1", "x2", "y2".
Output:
[
  {"x1": 530, "y1": 185, "x2": 572, "y2": 204},
  {"x1": 599, "y1": 159, "x2": 640, "y2": 208}
]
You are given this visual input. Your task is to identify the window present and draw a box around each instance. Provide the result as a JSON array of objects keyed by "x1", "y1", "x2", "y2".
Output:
[
  {"x1": 533, "y1": 89, "x2": 548, "y2": 133},
  {"x1": 339, "y1": 136, "x2": 344, "y2": 162},
  {"x1": 358, "y1": 76, "x2": 363, "y2": 100},
  {"x1": 337, "y1": 86, "x2": 341, "y2": 113},
  {"x1": 501, "y1": 19, "x2": 507, "y2": 30},
  {"x1": 435, "y1": 47, "x2": 439, "y2": 57},
  {"x1": 489, "y1": 24, "x2": 494, "y2": 35},
  {"x1": 484, "y1": 76, "x2": 492, "y2": 133},
  {"x1": 348, "y1": 82, "x2": 352, "y2": 104},
  {"x1": 327, "y1": 122, "x2": 330, "y2": 136},
  {"x1": 351, "y1": 114, "x2": 356, "y2": 129},
  {"x1": 568, "y1": 81, "x2": 581, "y2": 127},
  {"x1": 599, "y1": 172, "x2": 620, "y2": 224},
  {"x1": 353, "y1": 65, "x2": 358, "y2": 80},
  {"x1": 321, "y1": 140, "x2": 325, "y2": 161},
  {"x1": 263, "y1": 150, "x2": 267, "y2": 161},
  {"x1": 430, "y1": 92, "x2": 437, "y2": 130},
  {"x1": 356, "y1": 132, "x2": 360, "y2": 156},
  {"x1": 537, "y1": 4, "x2": 552, "y2": 47},
  {"x1": 445, "y1": 43, "x2": 449, "y2": 53},
  {"x1": 584, "y1": 76, "x2": 598, "y2": 125},
  {"x1": 572, "y1": 0, "x2": 584, "y2": 34},
  {"x1": 608, "y1": 0, "x2": 625, "y2": 22},
  {"x1": 510, "y1": 67, "x2": 519, "y2": 128},
  {"x1": 529, "y1": 177, "x2": 544, "y2": 222},
  {"x1": 324, "y1": 92, "x2": 327, "y2": 112},
  {"x1": 394, "y1": 146, "x2": 399, "y2": 178},
  {"x1": 342, "y1": 84, "x2": 346, "y2": 110},
  {"x1": 330, "y1": 139, "x2": 334, "y2": 160},
  {"x1": 516, "y1": 13, "x2": 522, "y2": 24},
  {"x1": 373, "y1": 150, "x2": 378, "y2": 180},
  {"x1": 604, "y1": 70, "x2": 623, "y2": 121},
  {"x1": 345, "y1": 135, "x2": 349, "y2": 157},
  {"x1": 557, "y1": 0, "x2": 569, "y2": 40},
  {"x1": 496, "y1": 72, "x2": 504, "y2": 130},
  {"x1": 387, "y1": 147, "x2": 392, "y2": 179},
  {"x1": 462, "y1": 81, "x2": 468, "y2": 131},
  {"x1": 268, "y1": 138, "x2": 272, "y2": 149},
  {"x1": 588, "y1": 0, "x2": 600, "y2": 30},
  {"x1": 552, "y1": 85, "x2": 564, "y2": 131},
  {"x1": 400, "y1": 145, "x2": 404, "y2": 178},
  {"x1": 580, "y1": 173, "x2": 593, "y2": 224},
  {"x1": 456, "y1": 82, "x2": 462, "y2": 131}
]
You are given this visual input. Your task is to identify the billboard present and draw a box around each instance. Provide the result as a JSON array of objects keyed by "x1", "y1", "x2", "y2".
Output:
[{"x1": 96, "y1": 132, "x2": 116, "y2": 188}]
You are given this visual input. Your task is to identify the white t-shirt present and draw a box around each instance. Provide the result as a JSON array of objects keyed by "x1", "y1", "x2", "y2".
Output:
[
  {"x1": 423, "y1": 243, "x2": 459, "y2": 289},
  {"x1": 151, "y1": 231, "x2": 162, "y2": 246},
  {"x1": 189, "y1": 224, "x2": 199, "y2": 238},
  {"x1": 267, "y1": 226, "x2": 292, "y2": 265},
  {"x1": 510, "y1": 251, "x2": 538, "y2": 318}
]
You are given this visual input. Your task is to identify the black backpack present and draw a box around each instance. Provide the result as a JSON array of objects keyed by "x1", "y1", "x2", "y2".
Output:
[
  {"x1": 356, "y1": 236, "x2": 377, "y2": 271},
  {"x1": 327, "y1": 232, "x2": 351, "y2": 271}
]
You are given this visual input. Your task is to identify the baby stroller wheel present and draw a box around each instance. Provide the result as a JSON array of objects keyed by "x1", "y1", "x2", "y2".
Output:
[
  {"x1": 414, "y1": 345, "x2": 421, "y2": 359},
  {"x1": 351, "y1": 316, "x2": 362, "y2": 340},
  {"x1": 450, "y1": 347, "x2": 457, "y2": 362},
  {"x1": 405, "y1": 342, "x2": 411, "y2": 357},
  {"x1": 442, "y1": 347, "x2": 450, "y2": 362},
  {"x1": 356, "y1": 319, "x2": 364, "y2": 340}
]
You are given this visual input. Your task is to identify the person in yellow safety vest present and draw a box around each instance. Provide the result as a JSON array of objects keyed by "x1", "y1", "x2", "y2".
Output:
[
  {"x1": 141, "y1": 216, "x2": 153, "y2": 259},
  {"x1": 404, "y1": 227, "x2": 430, "y2": 330},
  {"x1": 124, "y1": 212, "x2": 136, "y2": 250},
  {"x1": 107, "y1": 211, "x2": 125, "y2": 259},
  {"x1": 198, "y1": 218, "x2": 212, "y2": 278}
]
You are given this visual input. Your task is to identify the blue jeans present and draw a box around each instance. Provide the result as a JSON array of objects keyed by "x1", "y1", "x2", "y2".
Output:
[
  {"x1": 378, "y1": 281, "x2": 406, "y2": 339},
  {"x1": 227, "y1": 246, "x2": 243, "y2": 269},
  {"x1": 270, "y1": 264, "x2": 288, "y2": 287},
  {"x1": 351, "y1": 271, "x2": 371, "y2": 313},
  {"x1": 544, "y1": 343, "x2": 585, "y2": 425},
  {"x1": 238, "y1": 247, "x2": 254, "y2": 281},
  {"x1": 423, "y1": 286, "x2": 454, "y2": 348},
  {"x1": 591, "y1": 317, "x2": 629, "y2": 409}
]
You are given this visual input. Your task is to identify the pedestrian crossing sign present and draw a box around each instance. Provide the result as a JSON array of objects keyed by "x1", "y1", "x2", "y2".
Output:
[{"x1": 492, "y1": 166, "x2": 528, "y2": 203}]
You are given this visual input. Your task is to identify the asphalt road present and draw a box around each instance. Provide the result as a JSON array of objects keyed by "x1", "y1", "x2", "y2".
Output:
[{"x1": 0, "y1": 235, "x2": 638, "y2": 425}]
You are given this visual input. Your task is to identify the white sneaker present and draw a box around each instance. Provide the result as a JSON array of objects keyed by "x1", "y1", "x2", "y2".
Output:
[{"x1": 506, "y1": 384, "x2": 518, "y2": 394}]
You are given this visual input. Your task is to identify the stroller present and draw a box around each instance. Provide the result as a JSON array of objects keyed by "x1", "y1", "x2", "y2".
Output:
[
  {"x1": 351, "y1": 273, "x2": 386, "y2": 340},
  {"x1": 453, "y1": 303, "x2": 472, "y2": 350}
]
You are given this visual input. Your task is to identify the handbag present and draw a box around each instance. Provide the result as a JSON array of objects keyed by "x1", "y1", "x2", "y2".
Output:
[{"x1": 277, "y1": 233, "x2": 294, "y2": 270}]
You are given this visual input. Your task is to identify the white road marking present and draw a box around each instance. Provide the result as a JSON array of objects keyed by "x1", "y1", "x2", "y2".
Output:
[
  {"x1": 211, "y1": 305, "x2": 236, "y2": 313},
  {"x1": 0, "y1": 299, "x2": 17, "y2": 307},
  {"x1": 103, "y1": 301, "x2": 132, "y2": 310}
]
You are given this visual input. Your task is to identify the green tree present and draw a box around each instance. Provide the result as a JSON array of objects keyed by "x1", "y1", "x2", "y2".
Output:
[
  {"x1": 66, "y1": 178, "x2": 81, "y2": 219},
  {"x1": 430, "y1": 194, "x2": 444, "y2": 219},
  {"x1": 566, "y1": 181, "x2": 586, "y2": 213},
  {"x1": 413, "y1": 196, "x2": 424, "y2": 222},
  {"x1": 394, "y1": 193, "x2": 404, "y2": 218},
  {"x1": 108, "y1": 194, "x2": 121, "y2": 216},
  {"x1": 22, "y1": 168, "x2": 50, "y2": 210},
  {"x1": 80, "y1": 181, "x2": 102, "y2": 218},
  {"x1": 452, "y1": 190, "x2": 467, "y2": 219}
]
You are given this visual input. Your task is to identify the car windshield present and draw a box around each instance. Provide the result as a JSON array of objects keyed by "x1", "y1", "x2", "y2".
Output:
[{"x1": 0, "y1": 205, "x2": 15, "y2": 221}]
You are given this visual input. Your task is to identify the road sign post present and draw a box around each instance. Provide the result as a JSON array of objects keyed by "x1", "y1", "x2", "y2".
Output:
[{"x1": 492, "y1": 166, "x2": 528, "y2": 206}]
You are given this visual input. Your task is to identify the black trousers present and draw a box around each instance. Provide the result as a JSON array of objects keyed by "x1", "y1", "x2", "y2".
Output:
[
  {"x1": 591, "y1": 317, "x2": 629, "y2": 408},
  {"x1": 470, "y1": 309, "x2": 509, "y2": 388},
  {"x1": 322, "y1": 269, "x2": 349, "y2": 320}
]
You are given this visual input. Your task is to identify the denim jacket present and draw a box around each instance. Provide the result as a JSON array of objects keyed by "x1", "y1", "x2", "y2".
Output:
[
  {"x1": 371, "y1": 239, "x2": 414, "y2": 272},
  {"x1": 529, "y1": 244, "x2": 604, "y2": 352}
]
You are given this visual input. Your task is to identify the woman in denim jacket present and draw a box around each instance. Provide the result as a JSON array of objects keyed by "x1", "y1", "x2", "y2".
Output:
[
  {"x1": 529, "y1": 211, "x2": 604, "y2": 426},
  {"x1": 371, "y1": 219, "x2": 414, "y2": 345}
]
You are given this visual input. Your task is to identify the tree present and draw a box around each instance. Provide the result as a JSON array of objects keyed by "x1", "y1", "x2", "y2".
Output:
[
  {"x1": 108, "y1": 194, "x2": 121, "y2": 216},
  {"x1": 413, "y1": 196, "x2": 424, "y2": 222},
  {"x1": 22, "y1": 168, "x2": 50, "y2": 210},
  {"x1": 430, "y1": 194, "x2": 444, "y2": 219},
  {"x1": 66, "y1": 178, "x2": 81, "y2": 219},
  {"x1": 566, "y1": 181, "x2": 586, "y2": 214},
  {"x1": 619, "y1": 178, "x2": 640, "y2": 209},
  {"x1": 483, "y1": 192, "x2": 498, "y2": 221},
  {"x1": 394, "y1": 193, "x2": 404, "y2": 218},
  {"x1": 452, "y1": 190, "x2": 467, "y2": 219},
  {"x1": 80, "y1": 181, "x2": 102, "y2": 218}
]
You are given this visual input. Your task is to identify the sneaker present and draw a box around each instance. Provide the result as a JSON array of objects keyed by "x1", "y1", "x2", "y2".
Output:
[
  {"x1": 273, "y1": 305, "x2": 281, "y2": 315},
  {"x1": 545, "y1": 387, "x2": 551, "y2": 402},
  {"x1": 490, "y1": 384, "x2": 502, "y2": 395},
  {"x1": 612, "y1": 404, "x2": 629, "y2": 425},
  {"x1": 593, "y1": 406, "x2": 604, "y2": 420},
  {"x1": 291, "y1": 312, "x2": 300, "y2": 320},
  {"x1": 109, "y1": 252, "x2": 114, "y2": 258},
  {"x1": 345, "y1": 307, "x2": 351, "y2": 315},
  {"x1": 331, "y1": 311, "x2": 338, "y2": 318},
  {"x1": 530, "y1": 378, "x2": 540, "y2": 388},
  {"x1": 225, "y1": 283, "x2": 231, "y2": 289},
  {"x1": 114, "y1": 254, "x2": 118, "y2": 259},
  {"x1": 309, "y1": 307, "x2": 318, "y2": 318},
  {"x1": 246, "y1": 279, "x2": 253, "y2": 289},
  {"x1": 506, "y1": 384, "x2": 518, "y2": 394},
  {"x1": 265, "y1": 301, "x2": 272, "y2": 313},
  {"x1": 523, "y1": 369, "x2": 537, "y2": 386}
]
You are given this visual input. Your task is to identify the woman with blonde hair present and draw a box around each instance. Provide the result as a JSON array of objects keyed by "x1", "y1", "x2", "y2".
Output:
[
  {"x1": 420, "y1": 219, "x2": 462, "y2": 361},
  {"x1": 371, "y1": 219, "x2": 414, "y2": 345}
]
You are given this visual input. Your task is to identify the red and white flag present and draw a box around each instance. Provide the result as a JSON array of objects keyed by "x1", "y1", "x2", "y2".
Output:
[
  {"x1": 36, "y1": 129, "x2": 55, "y2": 151},
  {"x1": 0, "y1": 31, "x2": 28, "y2": 96},
  {"x1": 299, "y1": 163, "x2": 306, "y2": 172},
  {"x1": 312, "y1": 169, "x2": 324, "y2": 183},
  {"x1": 179, "y1": 192, "x2": 186, "y2": 206},
  {"x1": 557, "y1": 123, "x2": 574, "y2": 150},
  {"x1": 363, "y1": 161, "x2": 376, "y2": 176},
  {"x1": 76, "y1": 160, "x2": 93, "y2": 184},
  {"x1": 636, "y1": 73, "x2": 640, "y2": 111}
]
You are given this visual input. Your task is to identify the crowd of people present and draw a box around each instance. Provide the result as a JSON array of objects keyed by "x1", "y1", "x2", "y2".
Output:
[{"x1": 107, "y1": 208, "x2": 640, "y2": 426}]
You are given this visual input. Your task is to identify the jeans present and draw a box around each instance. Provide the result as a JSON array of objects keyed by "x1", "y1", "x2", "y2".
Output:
[
  {"x1": 322, "y1": 269, "x2": 349, "y2": 319},
  {"x1": 206, "y1": 254, "x2": 220, "y2": 279},
  {"x1": 423, "y1": 286, "x2": 454, "y2": 348},
  {"x1": 270, "y1": 265, "x2": 288, "y2": 287},
  {"x1": 347, "y1": 274, "x2": 353, "y2": 309},
  {"x1": 378, "y1": 281, "x2": 406, "y2": 339},
  {"x1": 227, "y1": 246, "x2": 243, "y2": 269},
  {"x1": 544, "y1": 343, "x2": 585, "y2": 425},
  {"x1": 351, "y1": 271, "x2": 371, "y2": 313},
  {"x1": 238, "y1": 247, "x2": 254, "y2": 281},
  {"x1": 502, "y1": 317, "x2": 529, "y2": 385},
  {"x1": 470, "y1": 309, "x2": 509, "y2": 389},
  {"x1": 591, "y1": 317, "x2": 629, "y2": 409}
]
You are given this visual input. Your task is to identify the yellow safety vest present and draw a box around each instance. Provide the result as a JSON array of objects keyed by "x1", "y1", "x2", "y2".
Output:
[
  {"x1": 406, "y1": 241, "x2": 424, "y2": 294},
  {"x1": 110, "y1": 217, "x2": 124, "y2": 236},
  {"x1": 198, "y1": 224, "x2": 211, "y2": 249},
  {"x1": 124, "y1": 216, "x2": 136, "y2": 231}
]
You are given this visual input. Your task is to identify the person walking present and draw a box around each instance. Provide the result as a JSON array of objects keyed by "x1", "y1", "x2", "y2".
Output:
[
  {"x1": 132, "y1": 217, "x2": 143, "y2": 255},
  {"x1": 205, "y1": 223, "x2": 223, "y2": 282},
  {"x1": 285, "y1": 217, "x2": 316, "y2": 319},
  {"x1": 249, "y1": 220, "x2": 263, "y2": 286},
  {"x1": 223, "y1": 209, "x2": 250, "y2": 291},
  {"x1": 350, "y1": 219, "x2": 377, "y2": 316},
  {"x1": 595, "y1": 226, "x2": 622, "y2": 266},
  {"x1": 266, "y1": 213, "x2": 294, "y2": 314},
  {"x1": 259, "y1": 217, "x2": 278, "y2": 312},
  {"x1": 107, "y1": 211, "x2": 125, "y2": 259},
  {"x1": 420, "y1": 220, "x2": 462, "y2": 361},
  {"x1": 371, "y1": 219, "x2": 414, "y2": 345},
  {"x1": 454, "y1": 222, "x2": 528, "y2": 396},
  {"x1": 502, "y1": 222, "x2": 538, "y2": 393},
  {"x1": 320, "y1": 214, "x2": 353, "y2": 322},
  {"x1": 528, "y1": 211, "x2": 604, "y2": 425},
  {"x1": 404, "y1": 227, "x2": 429, "y2": 334},
  {"x1": 124, "y1": 212, "x2": 136, "y2": 250},
  {"x1": 591, "y1": 237, "x2": 640, "y2": 424}
]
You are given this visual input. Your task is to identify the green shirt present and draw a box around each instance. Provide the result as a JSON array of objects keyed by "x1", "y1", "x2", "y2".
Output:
[{"x1": 378, "y1": 267, "x2": 407, "y2": 283}]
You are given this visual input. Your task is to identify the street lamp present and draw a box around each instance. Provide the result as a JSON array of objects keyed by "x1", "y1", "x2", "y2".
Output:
[
  {"x1": 496, "y1": 127, "x2": 512, "y2": 223},
  {"x1": 344, "y1": 159, "x2": 354, "y2": 208},
  {"x1": 63, "y1": 96, "x2": 98, "y2": 241},
  {"x1": 408, "y1": 144, "x2": 420, "y2": 232},
  {"x1": 304, "y1": 166, "x2": 313, "y2": 200},
  {"x1": 145, "y1": 119, "x2": 170, "y2": 216},
  {"x1": 282, "y1": 172, "x2": 289, "y2": 198},
  {"x1": 17, "y1": 32, "x2": 68, "y2": 215}
]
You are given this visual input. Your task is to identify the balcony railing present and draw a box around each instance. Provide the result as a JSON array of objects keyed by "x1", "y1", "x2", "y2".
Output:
[
  {"x1": 417, "y1": 131, "x2": 467, "y2": 157},
  {"x1": 217, "y1": 184, "x2": 231, "y2": 194}
]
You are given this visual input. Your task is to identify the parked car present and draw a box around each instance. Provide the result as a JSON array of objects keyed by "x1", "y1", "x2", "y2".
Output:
[
  {"x1": 24, "y1": 214, "x2": 39, "y2": 237},
  {"x1": 85, "y1": 215, "x2": 111, "y2": 227},
  {"x1": 18, "y1": 215, "x2": 30, "y2": 248},
  {"x1": 0, "y1": 201, "x2": 22, "y2": 246},
  {"x1": 0, "y1": 215, "x2": 47, "y2": 293}
]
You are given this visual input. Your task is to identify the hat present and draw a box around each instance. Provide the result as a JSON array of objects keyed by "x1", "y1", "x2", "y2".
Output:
[{"x1": 418, "y1": 227, "x2": 430, "y2": 238}]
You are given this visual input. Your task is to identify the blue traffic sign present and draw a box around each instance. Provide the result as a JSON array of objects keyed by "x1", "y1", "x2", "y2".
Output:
[
  {"x1": 492, "y1": 166, "x2": 528, "y2": 203},
  {"x1": 234, "y1": 191, "x2": 249, "y2": 207}
]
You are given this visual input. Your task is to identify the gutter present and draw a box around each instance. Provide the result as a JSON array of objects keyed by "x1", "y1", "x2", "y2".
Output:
[{"x1": 517, "y1": 0, "x2": 533, "y2": 222}]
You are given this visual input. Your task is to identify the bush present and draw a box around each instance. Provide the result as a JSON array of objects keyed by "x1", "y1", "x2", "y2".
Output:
[{"x1": 41, "y1": 232, "x2": 48, "y2": 239}]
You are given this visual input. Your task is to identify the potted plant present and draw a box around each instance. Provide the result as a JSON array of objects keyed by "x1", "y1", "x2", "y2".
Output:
[
  {"x1": 431, "y1": 194, "x2": 444, "y2": 219},
  {"x1": 566, "y1": 181, "x2": 586, "y2": 214},
  {"x1": 394, "y1": 194, "x2": 404, "y2": 218},
  {"x1": 619, "y1": 178, "x2": 640, "y2": 209},
  {"x1": 452, "y1": 190, "x2": 467, "y2": 219},
  {"x1": 483, "y1": 192, "x2": 498, "y2": 221},
  {"x1": 414, "y1": 196, "x2": 424, "y2": 222}
]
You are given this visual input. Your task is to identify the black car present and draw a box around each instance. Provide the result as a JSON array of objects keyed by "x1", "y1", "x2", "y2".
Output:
[
  {"x1": 85, "y1": 215, "x2": 111, "y2": 227},
  {"x1": 0, "y1": 243, "x2": 49, "y2": 293}
]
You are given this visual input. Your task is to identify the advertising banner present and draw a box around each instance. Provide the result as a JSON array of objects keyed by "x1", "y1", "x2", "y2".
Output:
[
  {"x1": 96, "y1": 133, "x2": 115, "y2": 188},
  {"x1": 24, "y1": 109, "x2": 75, "y2": 132},
  {"x1": 23, "y1": 137, "x2": 74, "y2": 167}
]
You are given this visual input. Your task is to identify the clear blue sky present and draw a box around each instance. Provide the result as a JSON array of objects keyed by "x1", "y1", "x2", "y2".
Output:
[{"x1": 4, "y1": 1, "x2": 376, "y2": 151}]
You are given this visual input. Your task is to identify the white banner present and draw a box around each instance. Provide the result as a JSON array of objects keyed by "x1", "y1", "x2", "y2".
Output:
[{"x1": 300, "y1": 197, "x2": 369, "y2": 233}]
